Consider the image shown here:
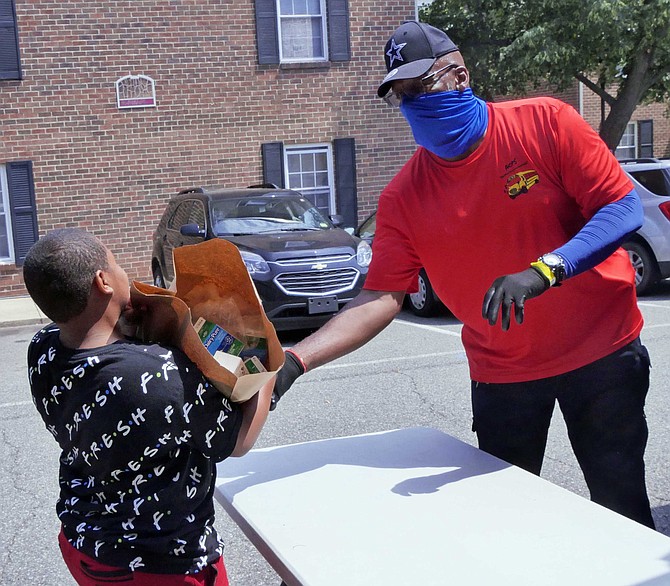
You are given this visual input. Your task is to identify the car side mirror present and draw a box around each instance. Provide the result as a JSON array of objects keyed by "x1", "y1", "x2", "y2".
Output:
[
  {"x1": 180, "y1": 223, "x2": 206, "y2": 238},
  {"x1": 330, "y1": 214, "x2": 344, "y2": 227}
]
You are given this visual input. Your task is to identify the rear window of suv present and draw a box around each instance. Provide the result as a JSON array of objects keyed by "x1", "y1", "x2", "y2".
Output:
[{"x1": 629, "y1": 169, "x2": 670, "y2": 196}]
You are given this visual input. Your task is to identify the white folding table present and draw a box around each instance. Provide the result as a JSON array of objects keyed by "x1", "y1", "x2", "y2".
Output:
[{"x1": 215, "y1": 427, "x2": 670, "y2": 586}]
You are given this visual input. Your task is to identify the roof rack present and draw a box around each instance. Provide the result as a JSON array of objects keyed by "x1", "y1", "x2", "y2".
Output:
[
  {"x1": 247, "y1": 183, "x2": 279, "y2": 189},
  {"x1": 618, "y1": 158, "x2": 662, "y2": 164}
]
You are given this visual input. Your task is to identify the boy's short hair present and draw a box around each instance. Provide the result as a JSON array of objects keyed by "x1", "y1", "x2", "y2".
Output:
[{"x1": 23, "y1": 228, "x2": 109, "y2": 323}]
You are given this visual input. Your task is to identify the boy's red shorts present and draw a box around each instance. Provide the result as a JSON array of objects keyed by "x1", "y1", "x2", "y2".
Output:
[{"x1": 58, "y1": 530, "x2": 230, "y2": 585}]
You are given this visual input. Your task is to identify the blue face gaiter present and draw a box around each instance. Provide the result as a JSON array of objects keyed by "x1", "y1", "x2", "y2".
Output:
[{"x1": 400, "y1": 88, "x2": 489, "y2": 159}]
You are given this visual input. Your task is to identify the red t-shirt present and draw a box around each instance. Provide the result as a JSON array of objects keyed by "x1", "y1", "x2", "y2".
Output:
[{"x1": 365, "y1": 97, "x2": 643, "y2": 383}]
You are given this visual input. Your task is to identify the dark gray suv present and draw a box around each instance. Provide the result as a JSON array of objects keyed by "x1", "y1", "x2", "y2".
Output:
[{"x1": 151, "y1": 185, "x2": 371, "y2": 331}]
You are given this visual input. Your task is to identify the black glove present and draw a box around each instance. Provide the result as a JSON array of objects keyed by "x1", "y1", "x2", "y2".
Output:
[
  {"x1": 270, "y1": 350, "x2": 306, "y2": 411},
  {"x1": 482, "y1": 267, "x2": 550, "y2": 331}
]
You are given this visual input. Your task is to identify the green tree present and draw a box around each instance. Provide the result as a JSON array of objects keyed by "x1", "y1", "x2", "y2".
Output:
[{"x1": 420, "y1": 0, "x2": 670, "y2": 150}]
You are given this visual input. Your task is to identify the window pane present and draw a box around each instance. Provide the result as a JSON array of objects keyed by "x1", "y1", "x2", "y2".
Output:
[
  {"x1": 310, "y1": 19, "x2": 324, "y2": 58},
  {"x1": 295, "y1": 0, "x2": 308, "y2": 13},
  {"x1": 287, "y1": 155, "x2": 301, "y2": 174},
  {"x1": 0, "y1": 168, "x2": 11, "y2": 260},
  {"x1": 280, "y1": 13, "x2": 324, "y2": 60},
  {"x1": 315, "y1": 152, "x2": 327, "y2": 169},
  {"x1": 281, "y1": 18, "x2": 313, "y2": 59},
  {"x1": 315, "y1": 170, "x2": 328, "y2": 187},
  {"x1": 279, "y1": 0, "x2": 294, "y2": 15},
  {"x1": 0, "y1": 219, "x2": 8, "y2": 258},
  {"x1": 287, "y1": 174, "x2": 302, "y2": 189},
  {"x1": 615, "y1": 146, "x2": 635, "y2": 160},
  {"x1": 308, "y1": 0, "x2": 321, "y2": 13},
  {"x1": 302, "y1": 153, "x2": 315, "y2": 172},
  {"x1": 309, "y1": 189, "x2": 330, "y2": 214},
  {"x1": 615, "y1": 123, "x2": 636, "y2": 160}
]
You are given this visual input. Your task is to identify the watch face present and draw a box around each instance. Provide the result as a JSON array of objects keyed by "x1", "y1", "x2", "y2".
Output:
[{"x1": 542, "y1": 254, "x2": 562, "y2": 268}]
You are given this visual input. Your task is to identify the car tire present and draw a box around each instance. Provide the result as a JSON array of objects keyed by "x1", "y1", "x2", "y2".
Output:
[
  {"x1": 153, "y1": 265, "x2": 167, "y2": 289},
  {"x1": 623, "y1": 241, "x2": 659, "y2": 295},
  {"x1": 408, "y1": 269, "x2": 442, "y2": 317}
]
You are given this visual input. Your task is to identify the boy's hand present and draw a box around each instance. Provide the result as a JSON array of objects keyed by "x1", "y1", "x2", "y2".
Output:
[{"x1": 118, "y1": 301, "x2": 147, "y2": 338}]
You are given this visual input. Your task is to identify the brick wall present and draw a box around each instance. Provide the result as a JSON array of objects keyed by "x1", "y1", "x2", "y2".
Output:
[{"x1": 1, "y1": 0, "x2": 417, "y2": 295}]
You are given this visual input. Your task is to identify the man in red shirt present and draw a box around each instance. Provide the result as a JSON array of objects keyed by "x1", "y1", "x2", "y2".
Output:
[{"x1": 273, "y1": 21, "x2": 655, "y2": 529}]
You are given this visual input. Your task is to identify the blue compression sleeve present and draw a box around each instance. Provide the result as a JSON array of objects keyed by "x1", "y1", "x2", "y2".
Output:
[{"x1": 553, "y1": 189, "x2": 643, "y2": 278}]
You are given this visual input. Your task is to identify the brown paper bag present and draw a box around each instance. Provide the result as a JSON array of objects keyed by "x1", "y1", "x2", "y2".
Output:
[{"x1": 130, "y1": 239, "x2": 283, "y2": 403}]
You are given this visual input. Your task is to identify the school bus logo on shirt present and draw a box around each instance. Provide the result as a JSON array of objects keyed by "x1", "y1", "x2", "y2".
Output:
[{"x1": 505, "y1": 170, "x2": 540, "y2": 199}]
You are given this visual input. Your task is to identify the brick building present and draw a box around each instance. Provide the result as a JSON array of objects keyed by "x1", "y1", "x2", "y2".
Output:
[{"x1": 2, "y1": 1, "x2": 669, "y2": 297}]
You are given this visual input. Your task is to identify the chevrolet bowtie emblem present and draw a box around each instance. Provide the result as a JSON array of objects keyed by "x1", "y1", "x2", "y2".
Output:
[{"x1": 312, "y1": 263, "x2": 328, "y2": 270}]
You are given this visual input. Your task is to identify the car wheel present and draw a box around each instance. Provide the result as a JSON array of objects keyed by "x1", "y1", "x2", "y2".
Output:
[
  {"x1": 623, "y1": 241, "x2": 659, "y2": 295},
  {"x1": 153, "y1": 265, "x2": 166, "y2": 289},
  {"x1": 408, "y1": 269, "x2": 442, "y2": 317}
]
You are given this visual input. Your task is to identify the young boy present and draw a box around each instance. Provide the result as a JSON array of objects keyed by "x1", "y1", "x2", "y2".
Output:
[{"x1": 24, "y1": 228, "x2": 273, "y2": 585}]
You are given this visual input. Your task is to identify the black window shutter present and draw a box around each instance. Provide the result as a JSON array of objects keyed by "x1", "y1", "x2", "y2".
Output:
[
  {"x1": 327, "y1": 0, "x2": 351, "y2": 62},
  {"x1": 255, "y1": 0, "x2": 280, "y2": 65},
  {"x1": 0, "y1": 0, "x2": 21, "y2": 80},
  {"x1": 7, "y1": 160, "x2": 38, "y2": 267},
  {"x1": 638, "y1": 120, "x2": 653, "y2": 158},
  {"x1": 333, "y1": 138, "x2": 357, "y2": 228},
  {"x1": 261, "y1": 142, "x2": 285, "y2": 188}
]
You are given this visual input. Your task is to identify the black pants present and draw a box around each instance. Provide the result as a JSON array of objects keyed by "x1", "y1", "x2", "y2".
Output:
[{"x1": 471, "y1": 338, "x2": 655, "y2": 529}]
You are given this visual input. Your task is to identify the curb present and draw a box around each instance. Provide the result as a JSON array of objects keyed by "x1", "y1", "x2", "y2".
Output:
[
  {"x1": 1, "y1": 317, "x2": 50, "y2": 329},
  {"x1": 0, "y1": 296, "x2": 49, "y2": 329}
]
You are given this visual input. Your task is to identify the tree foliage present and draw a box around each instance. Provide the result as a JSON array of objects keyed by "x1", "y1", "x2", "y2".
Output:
[{"x1": 420, "y1": 0, "x2": 670, "y2": 149}]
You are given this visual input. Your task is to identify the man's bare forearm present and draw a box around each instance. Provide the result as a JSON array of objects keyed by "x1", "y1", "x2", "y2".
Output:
[{"x1": 291, "y1": 289, "x2": 405, "y2": 371}]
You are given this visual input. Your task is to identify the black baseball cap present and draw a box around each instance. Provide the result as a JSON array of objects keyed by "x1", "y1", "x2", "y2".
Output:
[{"x1": 377, "y1": 21, "x2": 459, "y2": 98}]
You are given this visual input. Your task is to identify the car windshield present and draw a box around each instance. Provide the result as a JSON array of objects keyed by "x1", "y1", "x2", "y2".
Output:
[{"x1": 211, "y1": 195, "x2": 333, "y2": 236}]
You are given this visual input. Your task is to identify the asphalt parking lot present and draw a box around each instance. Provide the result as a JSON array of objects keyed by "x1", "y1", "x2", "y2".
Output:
[{"x1": 1, "y1": 282, "x2": 669, "y2": 585}]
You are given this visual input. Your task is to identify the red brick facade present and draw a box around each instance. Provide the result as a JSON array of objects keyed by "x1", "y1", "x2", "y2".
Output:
[{"x1": 2, "y1": 2, "x2": 669, "y2": 297}]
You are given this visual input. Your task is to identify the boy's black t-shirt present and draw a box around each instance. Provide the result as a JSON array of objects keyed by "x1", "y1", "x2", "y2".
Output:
[{"x1": 28, "y1": 324, "x2": 243, "y2": 575}]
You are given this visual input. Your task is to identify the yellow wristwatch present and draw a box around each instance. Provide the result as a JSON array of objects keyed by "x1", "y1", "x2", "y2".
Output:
[{"x1": 531, "y1": 253, "x2": 566, "y2": 287}]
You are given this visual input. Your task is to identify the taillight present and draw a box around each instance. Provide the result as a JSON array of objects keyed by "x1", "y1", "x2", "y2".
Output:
[{"x1": 659, "y1": 201, "x2": 670, "y2": 222}]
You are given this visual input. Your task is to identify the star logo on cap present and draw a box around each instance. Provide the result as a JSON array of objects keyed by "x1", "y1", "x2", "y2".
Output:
[{"x1": 386, "y1": 39, "x2": 407, "y2": 68}]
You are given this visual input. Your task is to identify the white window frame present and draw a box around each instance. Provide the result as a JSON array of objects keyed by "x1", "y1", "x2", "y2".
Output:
[
  {"x1": 277, "y1": 0, "x2": 328, "y2": 63},
  {"x1": 615, "y1": 122, "x2": 637, "y2": 160},
  {"x1": 284, "y1": 144, "x2": 335, "y2": 216},
  {"x1": 0, "y1": 165, "x2": 15, "y2": 264}
]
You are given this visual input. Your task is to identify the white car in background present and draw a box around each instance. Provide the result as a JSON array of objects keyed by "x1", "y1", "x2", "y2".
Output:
[{"x1": 620, "y1": 158, "x2": 670, "y2": 295}]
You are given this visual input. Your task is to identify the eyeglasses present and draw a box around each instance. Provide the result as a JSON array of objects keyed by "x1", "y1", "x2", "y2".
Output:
[{"x1": 383, "y1": 63, "x2": 458, "y2": 107}]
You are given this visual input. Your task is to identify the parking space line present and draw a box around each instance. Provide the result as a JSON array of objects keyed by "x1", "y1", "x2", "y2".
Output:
[
  {"x1": 319, "y1": 350, "x2": 465, "y2": 371},
  {"x1": 0, "y1": 400, "x2": 32, "y2": 409},
  {"x1": 393, "y1": 318, "x2": 463, "y2": 337},
  {"x1": 639, "y1": 302, "x2": 670, "y2": 310}
]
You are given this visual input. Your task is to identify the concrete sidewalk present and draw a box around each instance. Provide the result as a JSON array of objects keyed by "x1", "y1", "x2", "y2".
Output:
[{"x1": 0, "y1": 295, "x2": 49, "y2": 328}]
